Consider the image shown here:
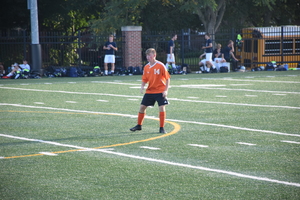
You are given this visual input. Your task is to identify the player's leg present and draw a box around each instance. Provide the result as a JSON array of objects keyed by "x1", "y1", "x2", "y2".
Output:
[
  {"x1": 111, "y1": 63, "x2": 115, "y2": 75},
  {"x1": 158, "y1": 105, "x2": 167, "y2": 133},
  {"x1": 130, "y1": 104, "x2": 147, "y2": 131},
  {"x1": 104, "y1": 63, "x2": 108, "y2": 75},
  {"x1": 157, "y1": 94, "x2": 169, "y2": 133},
  {"x1": 110, "y1": 55, "x2": 115, "y2": 74},
  {"x1": 104, "y1": 55, "x2": 109, "y2": 75}
]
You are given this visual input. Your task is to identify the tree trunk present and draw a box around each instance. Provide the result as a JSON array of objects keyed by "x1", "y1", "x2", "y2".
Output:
[{"x1": 195, "y1": 0, "x2": 226, "y2": 47}]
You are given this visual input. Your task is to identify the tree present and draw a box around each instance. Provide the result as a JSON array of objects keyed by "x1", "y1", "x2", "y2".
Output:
[
  {"x1": 0, "y1": 0, "x2": 30, "y2": 31},
  {"x1": 221, "y1": 0, "x2": 297, "y2": 29},
  {"x1": 90, "y1": 0, "x2": 199, "y2": 34},
  {"x1": 178, "y1": 0, "x2": 225, "y2": 34},
  {"x1": 90, "y1": 0, "x2": 148, "y2": 34}
]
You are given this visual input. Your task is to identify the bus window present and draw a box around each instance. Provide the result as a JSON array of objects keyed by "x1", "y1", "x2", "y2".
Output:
[
  {"x1": 265, "y1": 40, "x2": 280, "y2": 54},
  {"x1": 295, "y1": 39, "x2": 300, "y2": 53},
  {"x1": 254, "y1": 40, "x2": 258, "y2": 53},
  {"x1": 244, "y1": 39, "x2": 252, "y2": 52},
  {"x1": 283, "y1": 40, "x2": 293, "y2": 54}
]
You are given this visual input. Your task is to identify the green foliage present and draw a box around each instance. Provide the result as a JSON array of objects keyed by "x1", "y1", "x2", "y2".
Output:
[{"x1": 0, "y1": 0, "x2": 298, "y2": 35}]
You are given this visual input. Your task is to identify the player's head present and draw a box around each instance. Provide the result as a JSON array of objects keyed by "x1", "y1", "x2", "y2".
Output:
[
  {"x1": 217, "y1": 43, "x2": 222, "y2": 49},
  {"x1": 108, "y1": 35, "x2": 114, "y2": 42},
  {"x1": 205, "y1": 33, "x2": 210, "y2": 39},
  {"x1": 171, "y1": 33, "x2": 177, "y2": 40},
  {"x1": 228, "y1": 40, "x2": 234, "y2": 46},
  {"x1": 145, "y1": 48, "x2": 156, "y2": 62},
  {"x1": 146, "y1": 48, "x2": 156, "y2": 55},
  {"x1": 23, "y1": 60, "x2": 28, "y2": 64}
]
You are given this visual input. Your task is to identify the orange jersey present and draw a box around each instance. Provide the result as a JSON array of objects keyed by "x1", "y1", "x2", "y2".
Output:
[{"x1": 142, "y1": 61, "x2": 170, "y2": 94}]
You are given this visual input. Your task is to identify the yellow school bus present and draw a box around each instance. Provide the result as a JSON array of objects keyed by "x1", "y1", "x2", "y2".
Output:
[{"x1": 235, "y1": 26, "x2": 300, "y2": 69}]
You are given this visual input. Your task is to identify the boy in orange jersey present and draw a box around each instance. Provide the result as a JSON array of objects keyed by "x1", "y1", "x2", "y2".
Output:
[{"x1": 130, "y1": 48, "x2": 170, "y2": 134}]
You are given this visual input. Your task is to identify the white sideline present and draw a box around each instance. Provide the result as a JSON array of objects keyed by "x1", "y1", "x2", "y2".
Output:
[
  {"x1": 1, "y1": 103, "x2": 300, "y2": 138},
  {"x1": 0, "y1": 86, "x2": 299, "y2": 109},
  {"x1": 0, "y1": 132, "x2": 299, "y2": 187}
]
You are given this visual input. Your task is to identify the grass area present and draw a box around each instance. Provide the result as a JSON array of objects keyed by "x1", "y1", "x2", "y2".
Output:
[{"x1": 0, "y1": 71, "x2": 300, "y2": 199}]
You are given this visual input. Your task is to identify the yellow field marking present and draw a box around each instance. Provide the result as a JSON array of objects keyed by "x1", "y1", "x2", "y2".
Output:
[{"x1": 1, "y1": 110, "x2": 181, "y2": 159}]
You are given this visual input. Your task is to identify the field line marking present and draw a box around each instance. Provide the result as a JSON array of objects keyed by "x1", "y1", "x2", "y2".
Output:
[
  {"x1": 98, "y1": 149, "x2": 300, "y2": 187},
  {"x1": 167, "y1": 118, "x2": 300, "y2": 138},
  {"x1": 281, "y1": 140, "x2": 300, "y2": 144},
  {"x1": 0, "y1": 107, "x2": 180, "y2": 159},
  {"x1": 1, "y1": 103, "x2": 299, "y2": 138},
  {"x1": 1, "y1": 86, "x2": 299, "y2": 109},
  {"x1": 1, "y1": 133, "x2": 299, "y2": 187},
  {"x1": 0, "y1": 86, "x2": 142, "y2": 98},
  {"x1": 1, "y1": 107, "x2": 300, "y2": 187},
  {"x1": 171, "y1": 86, "x2": 300, "y2": 95},
  {"x1": 167, "y1": 98, "x2": 300, "y2": 110}
]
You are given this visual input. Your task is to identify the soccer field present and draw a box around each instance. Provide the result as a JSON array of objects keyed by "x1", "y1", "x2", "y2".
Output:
[{"x1": 0, "y1": 71, "x2": 300, "y2": 199}]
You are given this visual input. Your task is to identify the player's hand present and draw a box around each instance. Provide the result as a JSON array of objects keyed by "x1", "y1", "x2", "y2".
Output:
[
  {"x1": 140, "y1": 88, "x2": 144, "y2": 94},
  {"x1": 162, "y1": 91, "x2": 168, "y2": 97}
]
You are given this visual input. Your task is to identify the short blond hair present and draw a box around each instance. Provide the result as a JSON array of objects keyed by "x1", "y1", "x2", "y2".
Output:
[{"x1": 145, "y1": 48, "x2": 156, "y2": 55}]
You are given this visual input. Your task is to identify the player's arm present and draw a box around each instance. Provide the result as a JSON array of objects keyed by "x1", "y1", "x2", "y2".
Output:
[
  {"x1": 163, "y1": 79, "x2": 170, "y2": 97},
  {"x1": 140, "y1": 81, "x2": 146, "y2": 94},
  {"x1": 230, "y1": 52, "x2": 238, "y2": 61},
  {"x1": 111, "y1": 44, "x2": 118, "y2": 51},
  {"x1": 230, "y1": 41, "x2": 235, "y2": 53},
  {"x1": 169, "y1": 46, "x2": 173, "y2": 58}
]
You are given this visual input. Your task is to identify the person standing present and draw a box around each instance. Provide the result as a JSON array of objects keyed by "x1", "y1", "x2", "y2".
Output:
[
  {"x1": 103, "y1": 35, "x2": 118, "y2": 76},
  {"x1": 130, "y1": 48, "x2": 170, "y2": 134},
  {"x1": 166, "y1": 33, "x2": 177, "y2": 70},
  {"x1": 202, "y1": 33, "x2": 216, "y2": 73}
]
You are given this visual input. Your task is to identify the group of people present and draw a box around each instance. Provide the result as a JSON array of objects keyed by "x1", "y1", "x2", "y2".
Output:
[
  {"x1": 199, "y1": 33, "x2": 239, "y2": 73},
  {"x1": 1, "y1": 60, "x2": 31, "y2": 79},
  {"x1": 164, "y1": 32, "x2": 239, "y2": 73}
]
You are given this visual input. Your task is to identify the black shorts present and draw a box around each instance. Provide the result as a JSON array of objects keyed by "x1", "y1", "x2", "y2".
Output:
[{"x1": 141, "y1": 93, "x2": 169, "y2": 107}]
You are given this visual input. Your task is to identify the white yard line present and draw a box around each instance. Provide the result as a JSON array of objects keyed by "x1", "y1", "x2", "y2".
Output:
[
  {"x1": 0, "y1": 86, "x2": 299, "y2": 109},
  {"x1": 1, "y1": 103, "x2": 300, "y2": 138},
  {"x1": 236, "y1": 142, "x2": 256, "y2": 146},
  {"x1": 0, "y1": 132, "x2": 299, "y2": 187},
  {"x1": 188, "y1": 144, "x2": 209, "y2": 148},
  {"x1": 39, "y1": 152, "x2": 58, "y2": 156},
  {"x1": 171, "y1": 86, "x2": 300, "y2": 94},
  {"x1": 281, "y1": 140, "x2": 300, "y2": 144},
  {"x1": 140, "y1": 146, "x2": 161, "y2": 150},
  {"x1": 167, "y1": 98, "x2": 300, "y2": 109}
]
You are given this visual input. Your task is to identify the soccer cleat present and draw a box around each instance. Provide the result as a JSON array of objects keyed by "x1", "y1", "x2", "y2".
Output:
[
  {"x1": 130, "y1": 125, "x2": 142, "y2": 132},
  {"x1": 159, "y1": 127, "x2": 166, "y2": 134},
  {"x1": 2, "y1": 76, "x2": 10, "y2": 79}
]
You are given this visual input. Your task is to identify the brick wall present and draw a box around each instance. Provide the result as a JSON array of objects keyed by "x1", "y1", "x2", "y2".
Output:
[{"x1": 121, "y1": 26, "x2": 142, "y2": 68}]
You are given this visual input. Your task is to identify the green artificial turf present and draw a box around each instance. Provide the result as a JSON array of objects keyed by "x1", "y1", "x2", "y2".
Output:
[{"x1": 0, "y1": 71, "x2": 299, "y2": 199}]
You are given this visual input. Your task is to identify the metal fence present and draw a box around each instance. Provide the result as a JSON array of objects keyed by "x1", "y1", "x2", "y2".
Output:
[
  {"x1": 142, "y1": 27, "x2": 300, "y2": 70},
  {"x1": 1, "y1": 27, "x2": 299, "y2": 73},
  {"x1": 141, "y1": 29, "x2": 238, "y2": 70},
  {"x1": 0, "y1": 30, "x2": 123, "y2": 72}
]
